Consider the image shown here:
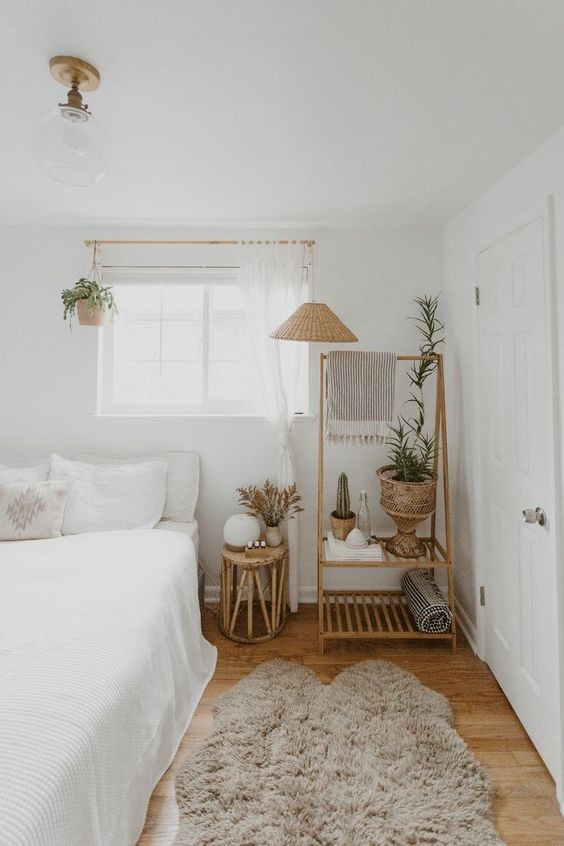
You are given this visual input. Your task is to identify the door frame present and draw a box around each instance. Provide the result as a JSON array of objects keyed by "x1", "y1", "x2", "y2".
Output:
[{"x1": 472, "y1": 195, "x2": 564, "y2": 807}]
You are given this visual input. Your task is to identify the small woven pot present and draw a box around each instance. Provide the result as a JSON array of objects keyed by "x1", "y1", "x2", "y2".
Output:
[
  {"x1": 330, "y1": 511, "x2": 356, "y2": 541},
  {"x1": 377, "y1": 465, "x2": 437, "y2": 558}
]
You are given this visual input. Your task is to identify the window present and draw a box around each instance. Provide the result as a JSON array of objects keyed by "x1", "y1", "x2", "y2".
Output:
[{"x1": 98, "y1": 268, "x2": 308, "y2": 415}]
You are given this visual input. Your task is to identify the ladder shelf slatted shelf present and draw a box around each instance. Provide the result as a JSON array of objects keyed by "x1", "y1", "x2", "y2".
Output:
[{"x1": 317, "y1": 352, "x2": 456, "y2": 653}]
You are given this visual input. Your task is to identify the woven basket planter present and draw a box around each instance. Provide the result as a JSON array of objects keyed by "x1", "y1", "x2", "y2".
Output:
[
  {"x1": 377, "y1": 465, "x2": 437, "y2": 558},
  {"x1": 330, "y1": 512, "x2": 356, "y2": 541}
]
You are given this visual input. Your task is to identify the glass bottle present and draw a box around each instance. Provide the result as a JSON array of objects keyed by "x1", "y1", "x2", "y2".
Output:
[{"x1": 357, "y1": 491, "x2": 371, "y2": 540}]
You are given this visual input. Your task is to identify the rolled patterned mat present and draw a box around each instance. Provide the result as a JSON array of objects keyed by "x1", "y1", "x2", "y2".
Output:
[{"x1": 401, "y1": 568, "x2": 453, "y2": 633}]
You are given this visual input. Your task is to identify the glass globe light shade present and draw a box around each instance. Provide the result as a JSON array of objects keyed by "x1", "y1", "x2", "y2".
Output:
[{"x1": 35, "y1": 105, "x2": 109, "y2": 187}]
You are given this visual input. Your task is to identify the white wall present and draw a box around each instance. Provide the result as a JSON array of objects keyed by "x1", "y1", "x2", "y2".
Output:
[
  {"x1": 443, "y1": 126, "x2": 564, "y2": 660},
  {"x1": 0, "y1": 225, "x2": 442, "y2": 599}
]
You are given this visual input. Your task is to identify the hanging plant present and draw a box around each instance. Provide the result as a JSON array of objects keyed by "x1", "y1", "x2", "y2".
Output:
[{"x1": 60, "y1": 242, "x2": 117, "y2": 327}]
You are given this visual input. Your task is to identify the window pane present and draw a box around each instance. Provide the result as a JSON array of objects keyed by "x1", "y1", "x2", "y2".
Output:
[
  {"x1": 210, "y1": 317, "x2": 246, "y2": 360},
  {"x1": 114, "y1": 362, "x2": 160, "y2": 404},
  {"x1": 209, "y1": 284, "x2": 247, "y2": 362},
  {"x1": 210, "y1": 284, "x2": 244, "y2": 312},
  {"x1": 115, "y1": 320, "x2": 160, "y2": 362},
  {"x1": 161, "y1": 362, "x2": 203, "y2": 405},
  {"x1": 115, "y1": 285, "x2": 161, "y2": 319},
  {"x1": 161, "y1": 320, "x2": 202, "y2": 361},
  {"x1": 209, "y1": 361, "x2": 247, "y2": 400},
  {"x1": 162, "y1": 285, "x2": 203, "y2": 319},
  {"x1": 103, "y1": 276, "x2": 296, "y2": 414}
]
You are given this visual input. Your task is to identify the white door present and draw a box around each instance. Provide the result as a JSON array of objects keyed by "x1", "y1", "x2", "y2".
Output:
[{"x1": 477, "y1": 209, "x2": 561, "y2": 781}]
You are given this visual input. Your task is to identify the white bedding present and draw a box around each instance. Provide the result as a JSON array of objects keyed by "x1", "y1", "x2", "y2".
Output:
[
  {"x1": 155, "y1": 518, "x2": 199, "y2": 559},
  {"x1": 0, "y1": 529, "x2": 217, "y2": 846}
]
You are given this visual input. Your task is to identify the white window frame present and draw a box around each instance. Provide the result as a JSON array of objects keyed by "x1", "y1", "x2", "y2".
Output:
[{"x1": 97, "y1": 266, "x2": 310, "y2": 417}]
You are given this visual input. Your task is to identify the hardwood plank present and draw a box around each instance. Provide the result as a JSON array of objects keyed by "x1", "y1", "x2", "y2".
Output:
[{"x1": 137, "y1": 605, "x2": 564, "y2": 846}]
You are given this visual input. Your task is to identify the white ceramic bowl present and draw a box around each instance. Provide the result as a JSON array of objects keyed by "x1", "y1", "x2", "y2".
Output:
[{"x1": 223, "y1": 514, "x2": 261, "y2": 550}]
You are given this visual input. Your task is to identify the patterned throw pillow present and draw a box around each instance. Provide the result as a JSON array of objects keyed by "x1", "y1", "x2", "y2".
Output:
[{"x1": 0, "y1": 481, "x2": 71, "y2": 541}]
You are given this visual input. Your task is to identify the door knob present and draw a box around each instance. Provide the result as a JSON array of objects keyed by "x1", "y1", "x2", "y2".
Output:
[{"x1": 522, "y1": 507, "x2": 547, "y2": 527}]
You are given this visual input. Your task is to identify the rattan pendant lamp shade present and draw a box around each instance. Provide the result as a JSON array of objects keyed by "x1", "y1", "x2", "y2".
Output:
[
  {"x1": 270, "y1": 244, "x2": 357, "y2": 343},
  {"x1": 270, "y1": 301, "x2": 358, "y2": 342}
]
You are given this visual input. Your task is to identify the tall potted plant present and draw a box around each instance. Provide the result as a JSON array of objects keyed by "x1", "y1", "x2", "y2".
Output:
[
  {"x1": 377, "y1": 295, "x2": 444, "y2": 557},
  {"x1": 236, "y1": 479, "x2": 304, "y2": 547},
  {"x1": 61, "y1": 278, "x2": 118, "y2": 327}
]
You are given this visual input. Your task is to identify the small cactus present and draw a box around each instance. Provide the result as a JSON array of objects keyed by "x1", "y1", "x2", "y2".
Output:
[{"x1": 335, "y1": 472, "x2": 352, "y2": 519}]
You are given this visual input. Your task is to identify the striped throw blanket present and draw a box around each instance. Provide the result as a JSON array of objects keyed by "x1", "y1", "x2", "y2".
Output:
[
  {"x1": 326, "y1": 351, "x2": 396, "y2": 445},
  {"x1": 401, "y1": 569, "x2": 453, "y2": 633}
]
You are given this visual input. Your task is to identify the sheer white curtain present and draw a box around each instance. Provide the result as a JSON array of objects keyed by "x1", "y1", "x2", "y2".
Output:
[{"x1": 239, "y1": 243, "x2": 304, "y2": 612}]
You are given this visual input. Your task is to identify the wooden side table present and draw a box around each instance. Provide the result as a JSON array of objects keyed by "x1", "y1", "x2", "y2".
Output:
[{"x1": 219, "y1": 543, "x2": 288, "y2": 643}]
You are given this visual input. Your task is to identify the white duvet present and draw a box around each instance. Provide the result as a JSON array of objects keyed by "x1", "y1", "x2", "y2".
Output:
[{"x1": 0, "y1": 530, "x2": 217, "y2": 846}]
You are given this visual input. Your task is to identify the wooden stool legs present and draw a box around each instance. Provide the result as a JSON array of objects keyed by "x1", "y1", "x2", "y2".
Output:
[{"x1": 219, "y1": 548, "x2": 288, "y2": 644}]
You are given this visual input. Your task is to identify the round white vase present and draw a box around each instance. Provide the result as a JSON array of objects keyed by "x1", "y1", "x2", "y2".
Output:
[
  {"x1": 223, "y1": 514, "x2": 261, "y2": 551},
  {"x1": 265, "y1": 525, "x2": 283, "y2": 547}
]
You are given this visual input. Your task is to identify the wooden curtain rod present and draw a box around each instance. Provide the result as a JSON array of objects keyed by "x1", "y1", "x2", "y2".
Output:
[
  {"x1": 321, "y1": 354, "x2": 440, "y2": 361},
  {"x1": 83, "y1": 239, "x2": 316, "y2": 247}
]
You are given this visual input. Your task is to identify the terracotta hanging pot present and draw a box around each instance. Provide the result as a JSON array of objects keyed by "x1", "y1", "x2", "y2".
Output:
[
  {"x1": 76, "y1": 299, "x2": 111, "y2": 326},
  {"x1": 377, "y1": 465, "x2": 437, "y2": 558}
]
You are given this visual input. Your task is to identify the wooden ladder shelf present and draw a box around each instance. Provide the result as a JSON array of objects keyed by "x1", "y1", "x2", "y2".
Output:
[{"x1": 317, "y1": 353, "x2": 456, "y2": 653}]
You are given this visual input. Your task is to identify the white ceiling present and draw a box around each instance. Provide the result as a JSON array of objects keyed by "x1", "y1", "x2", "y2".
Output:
[{"x1": 2, "y1": 0, "x2": 564, "y2": 226}]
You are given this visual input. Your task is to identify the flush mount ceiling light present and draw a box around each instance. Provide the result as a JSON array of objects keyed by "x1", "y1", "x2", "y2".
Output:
[{"x1": 35, "y1": 55, "x2": 109, "y2": 187}]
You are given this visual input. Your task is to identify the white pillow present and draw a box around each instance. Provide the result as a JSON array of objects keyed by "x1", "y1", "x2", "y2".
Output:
[
  {"x1": 48, "y1": 454, "x2": 167, "y2": 535},
  {"x1": 0, "y1": 462, "x2": 50, "y2": 483},
  {"x1": 74, "y1": 452, "x2": 199, "y2": 522},
  {"x1": 0, "y1": 481, "x2": 71, "y2": 541}
]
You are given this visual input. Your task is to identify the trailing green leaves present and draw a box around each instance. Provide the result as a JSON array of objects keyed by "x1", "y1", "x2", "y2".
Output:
[{"x1": 61, "y1": 278, "x2": 118, "y2": 325}]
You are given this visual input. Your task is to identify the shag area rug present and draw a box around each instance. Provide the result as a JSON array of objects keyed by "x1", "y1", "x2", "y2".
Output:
[{"x1": 174, "y1": 660, "x2": 504, "y2": 845}]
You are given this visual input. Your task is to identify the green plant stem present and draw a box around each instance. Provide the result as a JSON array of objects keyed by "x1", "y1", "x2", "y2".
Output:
[{"x1": 386, "y1": 294, "x2": 444, "y2": 482}]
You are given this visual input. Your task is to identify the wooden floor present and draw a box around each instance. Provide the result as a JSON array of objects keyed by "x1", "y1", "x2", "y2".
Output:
[{"x1": 138, "y1": 605, "x2": 564, "y2": 846}]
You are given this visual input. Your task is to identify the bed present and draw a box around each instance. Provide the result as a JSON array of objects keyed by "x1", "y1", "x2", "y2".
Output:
[
  {"x1": 0, "y1": 453, "x2": 217, "y2": 846},
  {"x1": 156, "y1": 519, "x2": 205, "y2": 609}
]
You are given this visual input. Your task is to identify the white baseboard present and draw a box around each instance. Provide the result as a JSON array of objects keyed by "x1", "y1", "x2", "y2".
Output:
[
  {"x1": 205, "y1": 585, "x2": 219, "y2": 603},
  {"x1": 298, "y1": 586, "x2": 318, "y2": 604},
  {"x1": 455, "y1": 599, "x2": 479, "y2": 655},
  {"x1": 206, "y1": 584, "x2": 318, "y2": 605}
]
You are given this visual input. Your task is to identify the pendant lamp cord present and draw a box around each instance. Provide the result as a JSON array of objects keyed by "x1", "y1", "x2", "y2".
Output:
[{"x1": 307, "y1": 242, "x2": 315, "y2": 302}]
